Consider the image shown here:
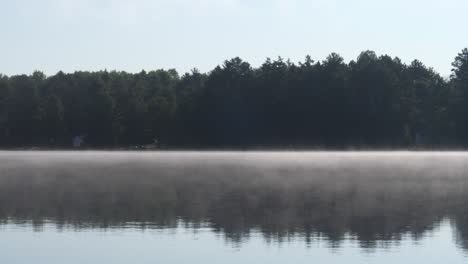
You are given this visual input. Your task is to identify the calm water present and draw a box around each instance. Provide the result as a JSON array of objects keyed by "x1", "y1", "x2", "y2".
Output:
[{"x1": 1, "y1": 151, "x2": 468, "y2": 263}]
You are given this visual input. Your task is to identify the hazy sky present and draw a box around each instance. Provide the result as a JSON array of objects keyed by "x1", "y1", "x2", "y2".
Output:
[{"x1": 2, "y1": 0, "x2": 467, "y2": 76}]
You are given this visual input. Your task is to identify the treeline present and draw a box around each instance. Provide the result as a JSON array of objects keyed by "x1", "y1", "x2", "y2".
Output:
[{"x1": 1, "y1": 49, "x2": 468, "y2": 148}]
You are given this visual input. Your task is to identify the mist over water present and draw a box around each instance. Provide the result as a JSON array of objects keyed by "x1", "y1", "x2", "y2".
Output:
[{"x1": 1, "y1": 151, "x2": 468, "y2": 262}]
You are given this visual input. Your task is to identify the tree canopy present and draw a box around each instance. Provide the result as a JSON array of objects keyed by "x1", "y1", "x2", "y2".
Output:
[{"x1": 1, "y1": 49, "x2": 467, "y2": 149}]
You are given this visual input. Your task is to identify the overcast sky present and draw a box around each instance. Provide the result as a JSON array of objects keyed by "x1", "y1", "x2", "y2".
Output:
[{"x1": 2, "y1": 0, "x2": 467, "y2": 76}]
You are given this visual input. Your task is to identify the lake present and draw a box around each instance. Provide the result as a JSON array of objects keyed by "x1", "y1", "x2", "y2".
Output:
[{"x1": 1, "y1": 151, "x2": 468, "y2": 263}]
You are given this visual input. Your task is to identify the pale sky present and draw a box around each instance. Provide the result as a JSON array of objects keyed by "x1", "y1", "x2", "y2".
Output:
[{"x1": 1, "y1": 0, "x2": 467, "y2": 76}]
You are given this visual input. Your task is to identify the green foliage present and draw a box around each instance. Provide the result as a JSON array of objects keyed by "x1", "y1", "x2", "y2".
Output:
[
  {"x1": 40, "y1": 95, "x2": 64, "y2": 145},
  {"x1": 451, "y1": 48, "x2": 468, "y2": 143},
  {"x1": 1, "y1": 49, "x2": 467, "y2": 148}
]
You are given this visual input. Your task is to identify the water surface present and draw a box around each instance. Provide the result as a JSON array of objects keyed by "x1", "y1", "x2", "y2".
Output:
[{"x1": 1, "y1": 151, "x2": 468, "y2": 263}]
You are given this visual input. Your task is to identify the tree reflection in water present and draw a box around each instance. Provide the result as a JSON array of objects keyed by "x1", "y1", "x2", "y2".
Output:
[{"x1": 1, "y1": 151, "x2": 468, "y2": 250}]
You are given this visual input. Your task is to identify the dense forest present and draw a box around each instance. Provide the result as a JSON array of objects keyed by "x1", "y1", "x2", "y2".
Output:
[{"x1": 1, "y1": 49, "x2": 468, "y2": 149}]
